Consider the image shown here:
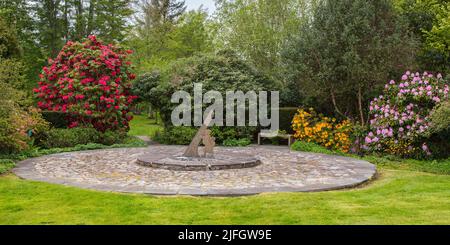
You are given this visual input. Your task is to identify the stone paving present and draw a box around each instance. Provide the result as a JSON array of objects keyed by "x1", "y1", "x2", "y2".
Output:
[{"x1": 13, "y1": 145, "x2": 376, "y2": 196}]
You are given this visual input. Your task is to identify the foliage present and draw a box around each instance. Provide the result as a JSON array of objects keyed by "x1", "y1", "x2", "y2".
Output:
[
  {"x1": 283, "y1": 0, "x2": 418, "y2": 123},
  {"x1": 0, "y1": 2, "x2": 45, "y2": 88},
  {"x1": 98, "y1": 130, "x2": 127, "y2": 146},
  {"x1": 0, "y1": 16, "x2": 32, "y2": 95},
  {"x1": 93, "y1": 0, "x2": 134, "y2": 43},
  {"x1": 128, "y1": 114, "x2": 163, "y2": 138},
  {"x1": 222, "y1": 138, "x2": 251, "y2": 147},
  {"x1": 364, "y1": 71, "x2": 449, "y2": 158},
  {"x1": 34, "y1": 36, "x2": 137, "y2": 132},
  {"x1": 136, "y1": 51, "x2": 276, "y2": 138},
  {"x1": 0, "y1": 136, "x2": 146, "y2": 163},
  {"x1": 38, "y1": 126, "x2": 130, "y2": 149},
  {"x1": 41, "y1": 111, "x2": 69, "y2": 128},
  {"x1": 278, "y1": 107, "x2": 298, "y2": 133},
  {"x1": 0, "y1": 58, "x2": 27, "y2": 90},
  {"x1": 209, "y1": 126, "x2": 257, "y2": 144},
  {"x1": 0, "y1": 16, "x2": 21, "y2": 58},
  {"x1": 424, "y1": 2, "x2": 450, "y2": 66},
  {"x1": 129, "y1": 7, "x2": 212, "y2": 72},
  {"x1": 0, "y1": 159, "x2": 15, "y2": 174},
  {"x1": 0, "y1": 100, "x2": 49, "y2": 154},
  {"x1": 428, "y1": 100, "x2": 450, "y2": 135},
  {"x1": 425, "y1": 101, "x2": 450, "y2": 158},
  {"x1": 138, "y1": 51, "x2": 275, "y2": 144},
  {"x1": 153, "y1": 126, "x2": 197, "y2": 145},
  {"x1": 132, "y1": 72, "x2": 161, "y2": 105},
  {"x1": 292, "y1": 108, "x2": 353, "y2": 152},
  {"x1": 290, "y1": 141, "x2": 336, "y2": 155},
  {"x1": 38, "y1": 127, "x2": 98, "y2": 148},
  {"x1": 0, "y1": 15, "x2": 48, "y2": 154},
  {"x1": 394, "y1": 0, "x2": 450, "y2": 75},
  {"x1": 213, "y1": 0, "x2": 314, "y2": 81},
  {"x1": 32, "y1": 0, "x2": 134, "y2": 57}
]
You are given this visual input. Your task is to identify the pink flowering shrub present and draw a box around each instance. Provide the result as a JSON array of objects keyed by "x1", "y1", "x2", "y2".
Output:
[
  {"x1": 34, "y1": 36, "x2": 137, "y2": 132},
  {"x1": 364, "y1": 71, "x2": 449, "y2": 157}
]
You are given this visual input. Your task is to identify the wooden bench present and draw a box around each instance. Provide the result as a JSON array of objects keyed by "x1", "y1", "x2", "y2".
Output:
[{"x1": 257, "y1": 131, "x2": 294, "y2": 147}]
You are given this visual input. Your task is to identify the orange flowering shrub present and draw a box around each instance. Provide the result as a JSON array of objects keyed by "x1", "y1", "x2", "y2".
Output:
[{"x1": 291, "y1": 108, "x2": 353, "y2": 152}]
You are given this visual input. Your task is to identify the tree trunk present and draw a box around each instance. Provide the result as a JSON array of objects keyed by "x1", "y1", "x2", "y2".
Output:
[
  {"x1": 330, "y1": 89, "x2": 346, "y2": 118},
  {"x1": 358, "y1": 86, "x2": 365, "y2": 126},
  {"x1": 87, "y1": 0, "x2": 96, "y2": 35}
]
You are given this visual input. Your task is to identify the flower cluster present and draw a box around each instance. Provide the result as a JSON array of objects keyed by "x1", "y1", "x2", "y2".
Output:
[
  {"x1": 292, "y1": 108, "x2": 353, "y2": 152},
  {"x1": 365, "y1": 71, "x2": 448, "y2": 157},
  {"x1": 34, "y1": 36, "x2": 137, "y2": 132}
]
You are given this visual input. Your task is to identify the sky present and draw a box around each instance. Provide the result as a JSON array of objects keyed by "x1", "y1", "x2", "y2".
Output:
[{"x1": 185, "y1": 0, "x2": 217, "y2": 14}]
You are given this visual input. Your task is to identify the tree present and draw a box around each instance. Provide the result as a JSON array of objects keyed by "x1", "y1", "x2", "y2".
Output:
[
  {"x1": 32, "y1": 0, "x2": 133, "y2": 57},
  {"x1": 283, "y1": 0, "x2": 418, "y2": 125},
  {"x1": 139, "y1": 0, "x2": 186, "y2": 28},
  {"x1": 94, "y1": 0, "x2": 134, "y2": 43},
  {"x1": 133, "y1": 0, "x2": 187, "y2": 58},
  {"x1": 1, "y1": 1, "x2": 46, "y2": 87},
  {"x1": 423, "y1": 2, "x2": 450, "y2": 74},
  {"x1": 0, "y1": 17, "x2": 48, "y2": 153},
  {"x1": 213, "y1": 0, "x2": 316, "y2": 81},
  {"x1": 0, "y1": 15, "x2": 21, "y2": 58},
  {"x1": 0, "y1": 16, "x2": 28, "y2": 99},
  {"x1": 34, "y1": 0, "x2": 65, "y2": 58},
  {"x1": 394, "y1": 0, "x2": 450, "y2": 76},
  {"x1": 129, "y1": 4, "x2": 212, "y2": 72}
]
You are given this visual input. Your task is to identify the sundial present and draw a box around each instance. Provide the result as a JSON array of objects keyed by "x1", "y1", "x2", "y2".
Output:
[{"x1": 137, "y1": 110, "x2": 261, "y2": 171}]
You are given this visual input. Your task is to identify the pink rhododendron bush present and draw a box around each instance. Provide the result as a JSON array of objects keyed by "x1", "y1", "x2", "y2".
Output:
[
  {"x1": 34, "y1": 36, "x2": 137, "y2": 132},
  {"x1": 364, "y1": 71, "x2": 449, "y2": 158}
]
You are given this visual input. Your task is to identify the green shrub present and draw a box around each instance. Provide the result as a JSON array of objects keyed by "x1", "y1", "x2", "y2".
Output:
[
  {"x1": 222, "y1": 138, "x2": 251, "y2": 147},
  {"x1": 278, "y1": 107, "x2": 298, "y2": 134},
  {"x1": 291, "y1": 141, "x2": 337, "y2": 155},
  {"x1": 39, "y1": 127, "x2": 128, "y2": 149},
  {"x1": 0, "y1": 159, "x2": 15, "y2": 174},
  {"x1": 98, "y1": 130, "x2": 127, "y2": 145},
  {"x1": 426, "y1": 101, "x2": 450, "y2": 158},
  {"x1": 153, "y1": 127, "x2": 198, "y2": 145},
  {"x1": 210, "y1": 126, "x2": 257, "y2": 144},
  {"x1": 137, "y1": 52, "x2": 277, "y2": 142},
  {"x1": 0, "y1": 92, "x2": 49, "y2": 154},
  {"x1": 0, "y1": 136, "x2": 147, "y2": 163},
  {"x1": 41, "y1": 111, "x2": 69, "y2": 128},
  {"x1": 39, "y1": 127, "x2": 100, "y2": 148},
  {"x1": 429, "y1": 101, "x2": 450, "y2": 135}
]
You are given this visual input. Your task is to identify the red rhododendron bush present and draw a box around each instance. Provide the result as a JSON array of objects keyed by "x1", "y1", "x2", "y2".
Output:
[{"x1": 34, "y1": 36, "x2": 137, "y2": 132}]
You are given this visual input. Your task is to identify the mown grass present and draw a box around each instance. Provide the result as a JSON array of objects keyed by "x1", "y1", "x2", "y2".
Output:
[
  {"x1": 291, "y1": 140, "x2": 450, "y2": 175},
  {"x1": 128, "y1": 114, "x2": 163, "y2": 138},
  {"x1": 0, "y1": 170, "x2": 449, "y2": 224}
]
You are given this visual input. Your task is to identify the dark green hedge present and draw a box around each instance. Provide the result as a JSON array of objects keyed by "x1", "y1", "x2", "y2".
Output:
[
  {"x1": 41, "y1": 111, "x2": 69, "y2": 128},
  {"x1": 278, "y1": 107, "x2": 298, "y2": 133}
]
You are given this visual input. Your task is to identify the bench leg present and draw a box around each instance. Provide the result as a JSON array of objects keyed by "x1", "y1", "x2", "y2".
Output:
[{"x1": 258, "y1": 134, "x2": 261, "y2": 145}]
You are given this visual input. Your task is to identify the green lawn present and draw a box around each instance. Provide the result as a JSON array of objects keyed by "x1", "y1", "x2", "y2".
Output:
[
  {"x1": 0, "y1": 115, "x2": 449, "y2": 224},
  {"x1": 128, "y1": 114, "x2": 163, "y2": 138},
  {"x1": 0, "y1": 169, "x2": 449, "y2": 224}
]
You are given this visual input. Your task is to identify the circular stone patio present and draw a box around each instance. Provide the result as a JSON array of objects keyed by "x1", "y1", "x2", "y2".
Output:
[{"x1": 13, "y1": 145, "x2": 376, "y2": 196}]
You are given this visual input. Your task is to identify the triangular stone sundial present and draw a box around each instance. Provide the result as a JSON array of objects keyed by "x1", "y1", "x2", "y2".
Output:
[{"x1": 183, "y1": 110, "x2": 216, "y2": 158}]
